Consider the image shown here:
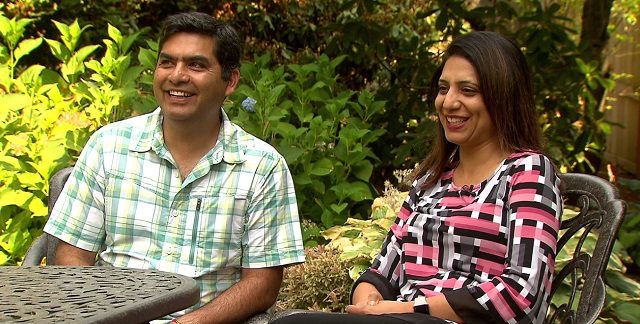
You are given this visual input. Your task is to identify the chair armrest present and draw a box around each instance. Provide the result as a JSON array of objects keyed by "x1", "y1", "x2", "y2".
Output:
[{"x1": 22, "y1": 234, "x2": 48, "y2": 266}]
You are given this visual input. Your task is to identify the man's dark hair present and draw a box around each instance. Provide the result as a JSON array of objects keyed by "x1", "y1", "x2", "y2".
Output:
[{"x1": 158, "y1": 12, "x2": 242, "y2": 81}]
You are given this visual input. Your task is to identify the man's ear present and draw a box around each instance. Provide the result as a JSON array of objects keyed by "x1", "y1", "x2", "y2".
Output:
[{"x1": 225, "y1": 69, "x2": 240, "y2": 97}]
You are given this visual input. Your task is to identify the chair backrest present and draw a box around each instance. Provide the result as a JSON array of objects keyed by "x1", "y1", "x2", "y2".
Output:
[
  {"x1": 546, "y1": 173, "x2": 627, "y2": 324},
  {"x1": 22, "y1": 167, "x2": 73, "y2": 266}
]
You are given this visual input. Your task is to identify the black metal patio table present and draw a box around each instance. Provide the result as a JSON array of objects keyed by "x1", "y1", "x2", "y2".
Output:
[{"x1": 0, "y1": 266, "x2": 200, "y2": 323}]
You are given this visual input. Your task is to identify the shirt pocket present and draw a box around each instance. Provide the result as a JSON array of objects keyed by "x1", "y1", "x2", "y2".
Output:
[
  {"x1": 189, "y1": 194, "x2": 247, "y2": 273},
  {"x1": 104, "y1": 172, "x2": 166, "y2": 246}
]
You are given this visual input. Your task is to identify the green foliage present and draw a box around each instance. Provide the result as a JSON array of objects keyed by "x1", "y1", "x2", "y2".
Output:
[
  {"x1": 323, "y1": 176, "x2": 408, "y2": 280},
  {"x1": 225, "y1": 53, "x2": 386, "y2": 234},
  {"x1": 512, "y1": 3, "x2": 616, "y2": 174},
  {"x1": 617, "y1": 177, "x2": 640, "y2": 271},
  {"x1": 218, "y1": 0, "x2": 619, "y2": 177},
  {"x1": 277, "y1": 246, "x2": 354, "y2": 312},
  {"x1": 0, "y1": 13, "x2": 154, "y2": 265}
]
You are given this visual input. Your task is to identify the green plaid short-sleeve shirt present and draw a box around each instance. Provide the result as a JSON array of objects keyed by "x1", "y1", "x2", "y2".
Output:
[{"x1": 44, "y1": 108, "x2": 305, "y2": 312}]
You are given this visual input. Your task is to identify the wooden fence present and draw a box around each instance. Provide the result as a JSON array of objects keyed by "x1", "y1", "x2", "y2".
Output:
[{"x1": 605, "y1": 20, "x2": 640, "y2": 176}]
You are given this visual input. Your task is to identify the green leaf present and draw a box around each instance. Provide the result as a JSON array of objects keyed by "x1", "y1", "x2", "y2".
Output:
[
  {"x1": 330, "y1": 202, "x2": 349, "y2": 214},
  {"x1": 294, "y1": 173, "x2": 312, "y2": 186},
  {"x1": 0, "y1": 15, "x2": 11, "y2": 41},
  {"x1": 5, "y1": 134, "x2": 29, "y2": 148},
  {"x1": 310, "y1": 158, "x2": 333, "y2": 176},
  {"x1": 16, "y1": 172, "x2": 45, "y2": 191},
  {"x1": 612, "y1": 301, "x2": 640, "y2": 323},
  {"x1": 346, "y1": 182, "x2": 373, "y2": 201},
  {"x1": 321, "y1": 209, "x2": 335, "y2": 228},
  {"x1": 14, "y1": 38, "x2": 43, "y2": 63},
  {"x1": 0, "y1": 94, "x2": 31, "y2": 112},
  {"x1": 276, "y1": 145, "x2": 305, "y2": 165},
  {"x1": 0, "y1": 156, "x2": 24, "y2": 171},
  {"x1": 0, "y1": 189, "x2": 34, "y2": 208},
  {"x1": 138, "y1": 47, "x2": 157, "y2": 70},
  {"x1": 52, "y1": 20, "x2": 71, "y2": 50},
  {"x1": 435, "y1": 10, "x2": 449, "y2": 31},
  {"x1": 575, "y1": 58, "x2": 592, "y2": 74},
  {"x1": 27, "y1": 196, "x2": 48, "y2": 217},
  {"x1": 599, "y1": 77, "x2": 615, "y2": 91},
  {"x1": 107, "y1": 24, "x2": 123, "y2": 47},
  {"x1": 598, "y1": 122, "x2": 611, "y2": 135},
  {"x1": 349, "y1": 263, "x2": 369, "y2": 281},
  {"x1": 73, "y1": 45, "x2": 101, "y2": 64},
  {"x1": 0, "y1": 251, "x2": 9, "y2": 265},
  {"x1": 1, "y1": 16, "x2": 35, "y2": 50},
  {"x1": 353, "y1": 160, "x2": 374, "y2": 181},
  {"x1": 618, "y1": 177, "x2": 640, "y2": 192},
  {"x1": 605, "y1": 271, "x2": 640, "y2": 297},
  {"x1": 18, "y1": 65, "x2": 45, "y2": 85}
]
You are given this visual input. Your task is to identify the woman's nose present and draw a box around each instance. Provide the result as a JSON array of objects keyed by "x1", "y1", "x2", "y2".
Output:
[{"x1": 441, "y1": 91, "x2": 460, "y2": 110}]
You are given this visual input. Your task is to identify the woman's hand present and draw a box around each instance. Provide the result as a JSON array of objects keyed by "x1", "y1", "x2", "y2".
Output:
[
  {"x1": 346, "y1": 300, "x2": 413, "y2": 315},
  {"x1": 362, "y1": 290, "x2": 383, "y2": 306}
]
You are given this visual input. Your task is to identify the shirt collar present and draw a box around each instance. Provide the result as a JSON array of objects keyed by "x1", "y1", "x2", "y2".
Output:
[
  {"x1": 129, "y1": 108, "x2": 246, "y2": 165},
  {"x1": 212, "y1": 108, "x2": 245, "y2": 165}
]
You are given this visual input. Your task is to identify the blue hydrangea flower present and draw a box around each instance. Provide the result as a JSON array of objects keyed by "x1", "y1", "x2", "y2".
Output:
[{"x1": 241, "y1": 97, "x2": 257, "y2": 112}]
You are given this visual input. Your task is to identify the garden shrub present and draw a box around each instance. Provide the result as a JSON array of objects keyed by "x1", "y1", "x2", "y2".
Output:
[
  {"x1": 277, "y1": 245, "x2": 354, "y2": 312},
  {"x1": 225, "y1": 53, "x2": 387, "y2": 235},
  {"x1": 0, "y1": 14, "x2": 155, "y2": 265},
  {"x1": 323, "y1": 170, "x2": 410, "y2": 280}
]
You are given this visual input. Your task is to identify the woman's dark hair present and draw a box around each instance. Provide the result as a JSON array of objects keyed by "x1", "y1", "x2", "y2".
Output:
[
  {"x1": 158, "y1": 12, "x2": 242, "y2": 81},
  {"x1": 413, "y1": 31, "x2": 543, "y2": 189}
]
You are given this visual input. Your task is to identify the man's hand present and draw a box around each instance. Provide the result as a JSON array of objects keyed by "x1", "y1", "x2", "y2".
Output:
[{"x1": 174, "y1": 266, "x2": 283, "y2": 324}]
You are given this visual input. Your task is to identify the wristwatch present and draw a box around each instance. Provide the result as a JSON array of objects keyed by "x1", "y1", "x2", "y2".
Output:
[{"x1": 413, "y1": 296, "x2": 430, "y2": 314}]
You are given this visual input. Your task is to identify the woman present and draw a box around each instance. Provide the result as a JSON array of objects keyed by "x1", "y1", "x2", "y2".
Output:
[{"x1": 273, "y1": 31, "x2": 562, "y2": 324}]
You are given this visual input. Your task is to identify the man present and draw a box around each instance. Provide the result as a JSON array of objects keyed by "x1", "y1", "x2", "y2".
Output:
[{"x1": 43, "y1": 12, "x2": 305, "y2": 323}]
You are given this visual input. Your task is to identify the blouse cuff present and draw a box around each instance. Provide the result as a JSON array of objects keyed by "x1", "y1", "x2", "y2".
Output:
[
  {"x1": 444, "y1": 287, "x2": 500, "y2": 324},
  {"x1": 350, "y1": 269, "x2": 399, "y2": 303}
]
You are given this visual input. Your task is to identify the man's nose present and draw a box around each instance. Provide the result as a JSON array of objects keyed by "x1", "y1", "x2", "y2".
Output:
[{"x1": 169, "y1": 64, "x2": 190, "y2": 84}]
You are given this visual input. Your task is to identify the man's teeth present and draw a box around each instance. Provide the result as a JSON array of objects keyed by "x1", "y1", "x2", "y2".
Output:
[
  {"x1": 169, "y1": 91, "x2": 192, "y2": 97},
  {"x1": 447, "y1": 117, "x2": 467, "y2": 124}
]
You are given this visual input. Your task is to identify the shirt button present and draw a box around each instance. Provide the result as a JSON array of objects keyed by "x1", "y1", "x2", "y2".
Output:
[
  {"x1": 171, "y1": 210, "x2": 179, "y2": 217},
  {"x1": 173, "y1": 171, "x2": 179, "y2": 178},
  {"x1": 166, "y1": 247, "x2": 173, "y2": 255}
]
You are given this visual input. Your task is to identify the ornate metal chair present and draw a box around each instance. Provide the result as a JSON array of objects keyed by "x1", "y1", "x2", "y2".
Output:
[
  {"x1": 22, "y1": 167, "x2": 71, "y2": 266},
  {"x1": 546, "y1": 173, "x2": 626, "y2": 323},
  {"x1": 270, "y1": 173, "x2": 627, "y2": 324}
]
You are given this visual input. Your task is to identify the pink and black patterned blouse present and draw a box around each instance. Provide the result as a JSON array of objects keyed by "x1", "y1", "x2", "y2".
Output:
[{"x1": 359, "y1": 151, "x2": 562, "y2": 323}]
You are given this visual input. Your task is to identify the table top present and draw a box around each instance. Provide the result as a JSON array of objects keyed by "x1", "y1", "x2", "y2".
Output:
[{"x1": 0, "y1": 266, "x2": 200, "y2": 323}]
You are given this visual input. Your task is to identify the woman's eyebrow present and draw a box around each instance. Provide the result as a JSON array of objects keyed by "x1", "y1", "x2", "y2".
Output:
[
  {"x1": 438, "y1": 78, "x2": 479, "y2": 86},
  {"x1": 458, "y1": 80, "x2": 480, "y2": 87}
]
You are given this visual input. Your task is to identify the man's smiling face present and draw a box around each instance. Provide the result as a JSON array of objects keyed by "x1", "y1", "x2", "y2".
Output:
[{"x1": 153, "y1": 32, "x2": 236, "y2": 124}]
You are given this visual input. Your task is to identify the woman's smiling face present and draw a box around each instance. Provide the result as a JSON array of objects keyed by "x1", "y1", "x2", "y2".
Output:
[{"x1": 435, "y1": 55, "x2": 498, "y2": 150}]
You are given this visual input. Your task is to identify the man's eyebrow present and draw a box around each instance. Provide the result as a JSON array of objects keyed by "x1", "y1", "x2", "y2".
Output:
[
  {"x1": 158, "y1": 52, "x2": 175, "y2": 60},
  {"x1": 157, "y1": 53, "x2": 211, "y2": 65},
  {"x1": 185, "y1": 55, "x2": 211, "y2": 64}
]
